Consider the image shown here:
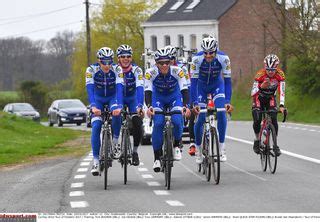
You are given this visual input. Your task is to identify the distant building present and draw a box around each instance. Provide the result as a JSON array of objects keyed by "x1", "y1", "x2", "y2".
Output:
[{"x1": 142, "y1": 0, "x2": 283, "y2": 80}]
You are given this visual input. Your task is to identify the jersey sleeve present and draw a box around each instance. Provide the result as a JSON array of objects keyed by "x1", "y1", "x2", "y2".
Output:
[
  {"x1": 134, "y1": 66, "x2": 144, "y2": 108},
  {"x1": 114, "y1": 64, "x2": 124, "y2": 109},
  {"x1": 144, "y1": 68, "x2": 155, "y2": 92},
  {"x1": 190, "y1": 56, "x2": 200, "y2": 79},
  {"x1": 171, "y1": 66, "x2": 188, "y2": 91},
  {"x1": 85, "y1": 65, "x2": 96, "y2": 107}
]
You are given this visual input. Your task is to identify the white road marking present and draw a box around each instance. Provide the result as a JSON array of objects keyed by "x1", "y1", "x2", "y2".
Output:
[
  {"x1": 141, "y1": 174, "x2": 154, "y2": 179},
  {"x1": 69, "y1": 191, "x2": 84, "y2": 197},
  {"x1": 138, "y1": 168, "x2": 148, "y2": 172},
  {"x1": 166, "y1": 200, "x2": 185, "y2": 206},
  {"x1": 226, "y1": 163, "x2": 267, "y2": 181},
  {"x1": 70, "y1": 201, "x2": 89, "y2": 208},
  {"x1": 80, "y1": 162, "x2": 90, "y2": 166},
  {"x1": 146, "y1": 181, "x2": 161, "y2": 186},
  {"x1": 226, "y1": 135, "x2": 320, "y2": 165},
  {"x1": 83, "y1": 158, "x2": 92, "y2": 161},
  {"x1": 177, "y1": 162, "x2": 206, "y2": 181},
  {"x1": 71, "y1": 182, "x2": 84, "y2": 188},
  {"x1": 77, "y1": 168, "x2": 88, "y2": 172},
  {"x1": 74, "y1": 175, "x2": 86, "y2": 179},
  {"x1": 154, "y1": 190, "x2": 170, "y2": 195}
]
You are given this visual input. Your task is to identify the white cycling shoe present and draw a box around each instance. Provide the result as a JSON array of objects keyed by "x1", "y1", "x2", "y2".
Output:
[
  {"x1": 195, "y1": 149, "x2": 203, "y2": 164},
  {"x1": 173, "y1": 147, "x2": 182, "y2": 161},
  {"x1": 153, "y1": 160, "x2": 161, "y2": 172}
]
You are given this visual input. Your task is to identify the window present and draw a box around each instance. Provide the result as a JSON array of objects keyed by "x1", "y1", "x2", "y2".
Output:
[
  {"x1": 202, "y1": 34, "x2": 209, "y2": 38},
  {"x1": 178, "y1": 35, "x2": 184, "y2": 56},
  {"x1": 151, "y1": 36, "x2": 157, "y2": 51},
  {"x1": 190, "y1": 34, "x2": 197, "y2": 50},
  {"x1": 169, "y1": 0, "x2": 185, "y2": 11},
  {"x1": 164, "y1": 35, "x2": 171, "y2": 46}
]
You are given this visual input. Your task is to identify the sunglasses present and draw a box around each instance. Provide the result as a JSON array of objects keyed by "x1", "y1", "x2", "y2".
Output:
[
  {"x1": 204, "y1": 51, "x2": 215, "y2": 55},
  {"x1": 100, "y1": 60, "x2": 113, "y2": 65},
  {"x1": 157, "y1": 61, "x2": 170, "y2": 66},
  {"x1": 266, "y1": 68, "x2": 276, "y2": 72},
  {"x1": 119, "y1": 55, "x2": 132, "y2": 59}
]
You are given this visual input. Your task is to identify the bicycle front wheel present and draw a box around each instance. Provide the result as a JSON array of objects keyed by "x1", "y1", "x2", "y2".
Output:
[
  {"x1": 104, "y1": 130, "x2": 112, "y2": 190},
  {"x1": 267, "y1": 124, "x2": 278, "y2": 174},
  {"x1": 164, "y1": 130, "x2": 173, "y2": 190},
  {"x1": 259, "y1": 128, "x2": 267, "y2": 172},
  {"x1": 201, "y1": 126, "x2": 211, "y2": 181},
  {"x1": 211, "y1": 127, "x2": 220, "y2": 184}
]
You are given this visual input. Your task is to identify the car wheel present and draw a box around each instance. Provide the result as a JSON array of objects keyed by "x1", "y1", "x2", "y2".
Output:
[
  {"x1": 77, "y1": 123, "x2": 81, "y2": 126},
  {"x1": 48, "y1": 116, "x2": 54, "y2": 127},
  {"x1": 58, "y1": 116, "x2": 63, "y2": 127},
  {"x1": 141, "y1": 136, "x2": 151, "y2": 145}
]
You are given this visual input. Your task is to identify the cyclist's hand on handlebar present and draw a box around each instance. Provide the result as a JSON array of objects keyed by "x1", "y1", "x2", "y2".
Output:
[
  {"x1": 192, "y1": 106, "x2": 200, "y2": 115},
  {"x1": 137, "y1": 107, "x2": 145, "y2": 118},
  {"x1": 112, "y1": 108, "x2": 121, "y2": 116},
  {"x1": 147, "y1": 106, "x2": 155, "y2": 118},
  {"x1": 182, "y1": 106, "x2": 191, "y2": 118},
  {"x1": 225, "y1": 104, "x2": 234, "y2": 113},
  {"x1": 91, "y1": 107, "x2": 101, "y2": 116}
]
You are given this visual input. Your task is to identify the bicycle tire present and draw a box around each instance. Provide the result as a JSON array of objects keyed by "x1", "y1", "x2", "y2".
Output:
[
  {"x1": 202, "y1": 126, "x2": 211, "y2": 181},
  {"x1": 124, "y1": 129, "x2": 130, "y2": 185},
  {"x1": 259, "y1": 127, "x2": 268, "y2": 172},
  {"x1": 104, "y1": 130, "x2": 112, "y2": 190},
  {"x1": 211, "y1": 127, "x2": 220, "y2": 184},
  {"x1": 164, "y1": 129, "x2": 173, "y2": 190},
  {"x1": 267, "y1": 124, "x2": 278, "y2": 174}
]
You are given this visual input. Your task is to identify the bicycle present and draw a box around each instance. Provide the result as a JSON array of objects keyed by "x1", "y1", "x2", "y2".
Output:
[
  {"x1": 196, "y1": 95, "x2": 220, "y2": 184},
  {"x1": 98, "y1": 106, "x2": 113, "y2": 190},
  {"x1": 153, "y1": 109, "x2": 183, "y2": 190},
  {"x1": 258, "y1": 108, "x2": 287, "y2": 174},
  {"x1": 119, "y1": 106, "x2": 140, "y2": 185}
]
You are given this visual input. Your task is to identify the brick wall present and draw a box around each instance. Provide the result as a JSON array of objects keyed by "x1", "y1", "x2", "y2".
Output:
[{"x1": 219, "y1": 0, "x2": 282, "y2": 83}]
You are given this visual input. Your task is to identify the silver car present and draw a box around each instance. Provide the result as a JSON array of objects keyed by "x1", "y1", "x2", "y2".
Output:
[{"x1": 3, "y1": 103, "x2": 40, "y2": 122}]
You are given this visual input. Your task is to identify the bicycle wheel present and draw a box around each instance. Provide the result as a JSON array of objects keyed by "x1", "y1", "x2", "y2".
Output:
[
  {"x1": 267, "y1": 124, "x2": 278, "y2": 174},
  {"x1": 211, "y1": 127, "x2": 220, "y2": 184},
  {"x1": 164, "y1": 130, "x2": 173, "y2": 190},
  {"x1": 202, "y1": 127, "x2": 211, "y2": 181},
  {"x1": 259, "y1": 128, "x2": 267, "y2": 172},
  {"x1": 124, "y1": 130, "x2": 130, "y2": 184},
  {"x1": 104, "y1": 130, "x2": 112, "y2": 190}
]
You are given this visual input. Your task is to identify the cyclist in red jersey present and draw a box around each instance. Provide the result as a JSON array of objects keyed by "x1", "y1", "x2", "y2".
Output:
[{"x1": 251, "y1": 54, "x2": 286, "y2": 156}]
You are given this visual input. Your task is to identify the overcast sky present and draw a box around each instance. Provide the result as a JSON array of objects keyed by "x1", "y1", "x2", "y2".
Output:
[{"x1": 0, "y1": 0, "x2": 102, "y2": 41}]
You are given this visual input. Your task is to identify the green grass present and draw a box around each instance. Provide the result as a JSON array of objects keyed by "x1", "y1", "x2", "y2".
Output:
[
  {"x1": 0, "y1": 91, "x2": 20, "y2": 100},
  {"x1": 0, "y1": 112, "x2": 90, "y2": 166},
  {"x1": 231, "y1": 88, "x2": 320, "y2": 124}
]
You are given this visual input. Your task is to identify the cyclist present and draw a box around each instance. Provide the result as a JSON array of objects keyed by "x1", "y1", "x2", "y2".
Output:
[
  {"x1": 251, "y1": 54, "x2": 286, "y2": 156},
  {"x1": 116, "y1": 44, "x2": 144, "y2": 166},
  {"x1": 190, "y1": 36, "x2": 233, "y2": 163},
  {"x1": 85, "y1": 47, "x2": 124, "y2": 176},
  {"x1": 145, "y1": 48, "x2": 191, "y2": 172}
]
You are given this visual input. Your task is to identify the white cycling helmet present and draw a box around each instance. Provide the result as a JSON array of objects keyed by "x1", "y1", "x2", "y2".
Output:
[
  {"x1": 154, "y1": 48, "x2": 170, "y2": 61},
  {"x1": 96, "y1": 47, "x2": 114, "y2": 59},
  {"x1": 201, "y1": 37, "x2": 218, "y2": 52},
  {"x1": 264, "y1": 54, "x2": 280, "y2": 69},
  {"x1": 117, "y1": 44, "x2": 133, "y2": 57},
  {"x1": 165, "y1": 45, "x2": 177, "y2": 59}
]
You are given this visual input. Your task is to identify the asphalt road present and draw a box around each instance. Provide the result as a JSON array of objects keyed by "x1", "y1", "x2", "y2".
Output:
[{"x1": 1, "y1": 121, "x2": 319, "y2": 213}]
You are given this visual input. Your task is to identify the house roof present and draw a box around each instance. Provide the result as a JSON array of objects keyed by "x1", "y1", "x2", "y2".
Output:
[{"x1": 146, "y1": 0, "x2": 237, "y2": 23}]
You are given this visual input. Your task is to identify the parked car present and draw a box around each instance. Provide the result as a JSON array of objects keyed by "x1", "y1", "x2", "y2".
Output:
[
  {"x1": 48, "y1": 99, "x2": 87, "y2": 127},
  {"x1": 3, "y1": 103, "x2": 40, "y2": 122}
]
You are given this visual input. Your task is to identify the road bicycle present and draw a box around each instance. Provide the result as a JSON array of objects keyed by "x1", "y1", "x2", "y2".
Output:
[
  {"x1": 258, "y1": 108, "x2": 287, "y2": 174},
  {"x1": 98, "y1": 106, "x2": 113, "y2": 190},
  {"x1": 153, "y1": 109, "x2": 183, "y2": 190},
  {"x1": 196, "y1": 95, "x2": 220, "y2": 184}
]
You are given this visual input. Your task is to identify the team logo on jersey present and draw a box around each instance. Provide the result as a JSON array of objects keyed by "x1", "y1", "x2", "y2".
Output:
[
  {"x1": 138, "y1": 74, "x2": 143, "y2": 80},
  {"x1": 145, "y1": 72, "x2": 151, "y2": 80},
  {"x1": 191, "y1": 64, "x2": 196, "y2": 70},
  {"x1": 178, "y1": 71, "x2": 184, "y2": 78},
  {"x1": 115, "y1": 66, "x2": 122, "y2": 73},
  {"x1": 224, "y1": 59, "x2": 231, "y2": 70},
  {"x1": 277, "y1": 69, "x2": 285, "y2": 79},
  {"x1": 86, "y1": 72, "x2": 92, "y2": 78},
  {"x1": 118, "y1": 73, "x2": 124, "y2": 78}
]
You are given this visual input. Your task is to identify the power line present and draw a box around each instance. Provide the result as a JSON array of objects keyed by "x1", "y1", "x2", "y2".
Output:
[
  {"x1": 0, "y1": 4, "x2": 81, "y2": 22},
  {"x1": 0, "y1": 21, "x2": 83, "y2": 38}
]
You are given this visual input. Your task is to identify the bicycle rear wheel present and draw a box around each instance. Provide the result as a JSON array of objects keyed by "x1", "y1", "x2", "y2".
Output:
[
  {"x1": 164, "y1": 130, "x2": 173, "y2": 190},
  {"x1": 267, "y1": 124, "x2": 278, "y2": 174},
  {"x1": 211, "y1": 127, "x2": 220, "y2": 184}
]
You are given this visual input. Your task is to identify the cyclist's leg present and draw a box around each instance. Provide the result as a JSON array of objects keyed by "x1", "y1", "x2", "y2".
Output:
[
  {"x1": 110, "y1": 97, "x2": 121, "y2": 144},
  {"x1": 152, "y1": 95, "x2": 165, "y2": 162},
  {"x1": 252, "y1": 95, "x2": 262, "y2": 139},
  {"x1": 269, "y1": 97, "x2": 281, "y2": 156}
]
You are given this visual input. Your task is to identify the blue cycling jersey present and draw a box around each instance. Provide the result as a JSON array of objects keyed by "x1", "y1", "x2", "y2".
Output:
[
  {"x1": 85, "y1": 63, "x2": 124, "y2": 109},
  {"x1": 123, "y1": 64, "x2": 144, "y2": 108}
]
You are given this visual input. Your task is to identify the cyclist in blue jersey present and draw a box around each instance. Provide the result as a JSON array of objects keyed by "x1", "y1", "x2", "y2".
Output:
[
  {"x1": 85, "y1": 47, "x2": 124, "y2": 176},
  {"x1": 190, "y1": 37, "x2": 233, "y2": 163},
  {"x1": 145, "y1": 48, "x2": 191, "y2": 172},
  {"x1": 116, "y1": 44, "x2": 144, "y2": 166}
]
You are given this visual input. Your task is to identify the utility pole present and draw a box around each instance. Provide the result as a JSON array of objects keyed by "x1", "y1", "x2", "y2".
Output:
[
  {"x1": 85, "y1": 0, "x2": 92, "y2": 66},
  {"x1": 281, "y1": 0, "x2": 287, "y2": 72}
]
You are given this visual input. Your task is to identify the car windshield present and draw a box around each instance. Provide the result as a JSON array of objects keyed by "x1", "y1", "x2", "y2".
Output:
[
  {"x1": 12, "y1": 104, "x2": 35, "y2": 112},
  {"x1": 58, "y1": 100, "x2": 85, "y2": 109}
]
